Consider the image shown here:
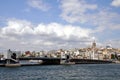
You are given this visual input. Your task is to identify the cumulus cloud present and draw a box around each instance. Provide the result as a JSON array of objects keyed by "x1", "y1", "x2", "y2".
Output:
[
  {"x1": 90, "y1": 10, "x2": 120, "y2": 32},
  {"x1": 0, "y1": 19, "x2": 95, "y2": 51},
  {"x1": 60, "y1": 0, "x2": 97, "y2": 23},
  {"x1": 111, "y1": 0, "x2": 120, "y2": 7},
  {"x1": 60, "y1": 0, "x2": 120, "y2": 32},
  {"x1": 27, "y1": 0, "x2": 50, "y2": 11}
]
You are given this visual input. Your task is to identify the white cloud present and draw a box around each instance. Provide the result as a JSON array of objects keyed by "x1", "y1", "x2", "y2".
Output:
[
  {"x1": 27, "y1": 0, "x2": 50, "y2": 11},
  {"x1": 60, "y1": 0, "x2": 120, "y2": 32},
  {"x1": 0, "y1": 19, "x2": 95, "y2": 51},
  {"x1": 1, "y1": 19, "x2": 33, "y2": 37},
  {"x1": 111, "y1": 0, "x2": 120, "y2": 7},
  {"x1": 60, "y1": 0, "x2": 97, "y2": 23},
  {"x1": 90, "y1": 10, "x2": 120, "y2": 32}
]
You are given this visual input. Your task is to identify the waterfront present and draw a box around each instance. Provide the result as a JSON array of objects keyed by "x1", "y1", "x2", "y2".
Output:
[{"x1": 0, "y1": 64, "x2": 120, "y2": 80}]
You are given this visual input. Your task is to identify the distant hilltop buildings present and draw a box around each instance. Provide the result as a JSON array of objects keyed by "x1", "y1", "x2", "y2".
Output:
[{"x1": 0, "y1": 41, "x2": 120, "y2": 61}]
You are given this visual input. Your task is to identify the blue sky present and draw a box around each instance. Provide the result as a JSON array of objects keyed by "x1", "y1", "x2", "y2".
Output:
[
  {"x1": 0, "y1": 0, "x2": 62, "y2": 24},
  {"x1": 0, "y1": 0, "x2": 120, "y2": 51}
]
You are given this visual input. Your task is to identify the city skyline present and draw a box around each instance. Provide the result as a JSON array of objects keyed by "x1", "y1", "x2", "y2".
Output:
[{"x1": 0, "y1": 0, "x2": 120, "y2": 51}]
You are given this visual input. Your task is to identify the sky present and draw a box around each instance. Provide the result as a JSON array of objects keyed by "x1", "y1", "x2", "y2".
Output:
[{"x1": 0, "y1": 0, "x2": 120, "y2": 51}]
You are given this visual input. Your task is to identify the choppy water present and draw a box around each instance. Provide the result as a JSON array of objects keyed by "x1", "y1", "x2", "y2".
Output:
[{"x1": 0, "y1": 64, "x2": 120, "y2": 80}]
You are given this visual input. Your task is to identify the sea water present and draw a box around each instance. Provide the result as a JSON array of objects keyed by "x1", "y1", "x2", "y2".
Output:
[{"x1": 0, "y1": 64, "x2": 120, "y2": 80}]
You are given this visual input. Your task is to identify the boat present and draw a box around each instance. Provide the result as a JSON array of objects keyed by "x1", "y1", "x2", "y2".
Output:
[
  {"x1": 5, "y1": 63, "x2": 21, "y2": 67},
  {"x1": 60, "y1": 59, "x2": 75, "y2": 65},
  {"x1": 29, "y1": 60, "x2": 43, "y2": 64},
  {"x1": 61, "y1": 62, "x2": 75, "y2": 65}
]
